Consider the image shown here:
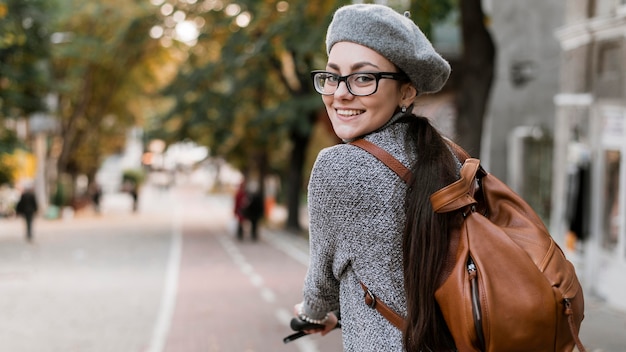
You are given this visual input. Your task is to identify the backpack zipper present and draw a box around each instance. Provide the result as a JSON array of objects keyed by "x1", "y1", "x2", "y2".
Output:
[{"x1": 468, "y1": 257, "x2": 485, "y2": 350}]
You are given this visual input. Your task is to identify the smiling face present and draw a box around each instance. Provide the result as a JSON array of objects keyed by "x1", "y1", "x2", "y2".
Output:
[{"x1": 322, "y1": 42, "x2": 416, "y2": 140}]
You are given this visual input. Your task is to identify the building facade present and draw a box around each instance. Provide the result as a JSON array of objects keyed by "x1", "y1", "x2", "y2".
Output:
[
  {"x1": 482, "y1": 0, "x2": 565, "y2": 224},
  {"x1": 553, "y1": 0, "x2": 626, "y2": 310},
  {"x1": 482, "y1": 0, "x2": 626, "y2": 310}
]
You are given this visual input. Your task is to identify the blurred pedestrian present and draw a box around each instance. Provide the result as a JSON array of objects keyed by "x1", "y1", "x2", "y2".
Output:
[
  {"x1": 233, "y1": 179, "x2": 264, "y2": 241},
  {"x1": 245, "y1": 188, "x2": 264, "y2": 241},
  {"x1": 90, "y1": 182, "x2": 102, "y2": 214},
  {"x1": 123, "y1": 180, "x2": 139, "y2": 213},
  {"x1": 15, "y1": 186, "x2": 39, "y2": 242},
  {"x1": 233, "y1": 181, "x2": 247, "y2": 240},
  {"x1": 130, "y1": 184, "x2": 138, "y2": 212}
]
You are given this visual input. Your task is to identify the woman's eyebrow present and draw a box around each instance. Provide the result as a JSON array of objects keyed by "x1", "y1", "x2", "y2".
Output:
[
  {"x1": 326, "y1": 62, "x2": 340, "y2": 71},
  {"x1": 352, "y1": 61, "x2": 380, "y2": 70},
  {"x1": 326, "y1": 61, "x2": 381, "y2": 71}
]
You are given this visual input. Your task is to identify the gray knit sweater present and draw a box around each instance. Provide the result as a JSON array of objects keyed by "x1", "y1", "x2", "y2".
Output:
[{"x1": 303, "y1": 116, "x2": 416, "y2": 351}]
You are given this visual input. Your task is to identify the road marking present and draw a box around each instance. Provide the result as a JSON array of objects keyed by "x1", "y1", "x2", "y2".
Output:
[
  {"x1": 264, "y1": 231, "x2": 310, "y2": 266},
  {"x1": 218, "y1": 234, "x2": 319, "y2": 352},
  {"x1": 276, "y1": 307, "x2": 293, "y2": 325},
  {"x1": 250, "y1": 274, "x2": 263, "y2": 287},
  {"x1": 147, "y1": 205, "x2": 182, "y2": 352},
  {"x1": 219, "y1": 236, "x2": 264, "y2": 288},
  {"x1": 261, "y1": 287, "x2": 276, "y2": 303}
]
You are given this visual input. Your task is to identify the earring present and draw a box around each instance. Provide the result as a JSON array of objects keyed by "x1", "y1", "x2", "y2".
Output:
[{"x1": 401, "y1": 106, "x2": 407, "y2": 113}]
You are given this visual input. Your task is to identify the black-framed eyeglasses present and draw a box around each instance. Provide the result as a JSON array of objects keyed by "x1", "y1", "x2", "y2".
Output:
[{"x1": 310, "y1": 70, "x2": 409, "y2": 97}]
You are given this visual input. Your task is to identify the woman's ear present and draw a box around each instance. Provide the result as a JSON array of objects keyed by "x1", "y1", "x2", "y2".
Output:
[{"x1": 400, "y1": 84, "x2": 418, "y2": 106}]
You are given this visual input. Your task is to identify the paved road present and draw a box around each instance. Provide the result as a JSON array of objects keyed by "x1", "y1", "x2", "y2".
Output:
[
  {"x1": 1, "y1": 181, "x2": 625, "y2": 351},
  {"x1": 0, "y1": 183, "x2": 341, "y2": 352}
]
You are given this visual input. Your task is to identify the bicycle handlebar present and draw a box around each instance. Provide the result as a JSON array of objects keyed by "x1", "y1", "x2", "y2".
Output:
[
  {"x1": 290, "y1": 318, "x2": 325, "y2": 331},
  {"x1": 283, "y1": 311, "x2": 341, "y2": 344}
]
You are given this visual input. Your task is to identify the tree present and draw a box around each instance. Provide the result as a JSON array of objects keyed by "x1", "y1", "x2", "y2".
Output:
[
  {"x1": 0, "y1": 128, "x2": 20, "y2": 185},
  {"x1": 0, "y1": 0, "x2": 54, "y2": 118},
  {"x1": 157, "y1": 0, "x2": 348, "y2": 231},
  {"x1": 408, "y1": 0, "x2": 455, "y2": 38},
  {"x1": 0, "y1": 0, "x2": 55, "y2": 188},
  {"x1": 409, "y1": 0, "x2": 494, "y2": 157},
  {"x1": 49, "y1": 0, "x2": 176, "y2": 192},
  {"x1": 453, "y1": 0, "x2": 495, "y2": 157}
]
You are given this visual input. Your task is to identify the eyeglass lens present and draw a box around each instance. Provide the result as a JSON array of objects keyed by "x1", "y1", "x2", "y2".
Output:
[{"x1": 313, "y1": 72, "x2": 379, "y2": 96}]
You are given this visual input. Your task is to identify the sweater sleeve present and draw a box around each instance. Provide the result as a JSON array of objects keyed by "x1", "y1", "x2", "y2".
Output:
[
  {"x1": 302, "y1": 142, "x2": 408, "y2": 320},
  {"x1": 301, "y1": 147, "x2": 343, "y2": 319}
]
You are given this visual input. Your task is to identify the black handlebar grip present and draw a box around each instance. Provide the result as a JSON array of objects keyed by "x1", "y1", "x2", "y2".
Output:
[
  {"x1": 283, "y1": 311, "x2": 342, "y2": 344},
  {"x1": 290, "y1": 318, "x2": 325, "y2": 331}
]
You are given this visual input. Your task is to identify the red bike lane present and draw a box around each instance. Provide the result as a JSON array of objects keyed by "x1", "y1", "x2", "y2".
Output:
[{"x1": 161, "y1": 192, "x2": 342, "y2": 352}]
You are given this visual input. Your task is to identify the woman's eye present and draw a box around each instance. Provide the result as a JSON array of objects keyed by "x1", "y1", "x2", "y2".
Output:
[
  {"x1": 326, "y1": 75, "x2": 339, "y2": 83},
  {"x1": 353, "y1": 74, "x2": 375, "y2": 83}
]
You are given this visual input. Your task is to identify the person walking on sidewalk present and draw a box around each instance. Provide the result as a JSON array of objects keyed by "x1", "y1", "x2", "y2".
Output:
[
  {"x1": 90, "y1": 182, "x2": 103, "y2": 214},
  {"x1": 244, "y1": 188, "x2": 264, "y2": 241},
  {"x1": 233, "y1": 180, "x2": 264, "y2": 241},
  {"x1": 293, "y1": 4, "x2": 457, "y2": 352},
  {"x1": 15, "y1": 185, "x2": 39, "y2": 242},
  {"x1": 234, "y1": 181, "x2": 248, "y2": 240}
]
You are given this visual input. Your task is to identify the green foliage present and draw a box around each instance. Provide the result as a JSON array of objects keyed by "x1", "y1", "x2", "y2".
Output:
[
  {"x1": 0, "y1": 127, "x2": 20, "y2": 153},
  {"x1": 0, "y1": 128, "x2": 20, "y2": 185},
  {"x1": 51, "y1": 179, "x2": 69, "y2": 206},
  {"x1": 122, "y1": 168, "x2": 145, "y2": 186},
  {"x1": 154, "y1": 0, "x2": 350, "y2": 171},
  {"x1": 2, "y1": 0, "x2": 175, "y2": 182},
  {"x1": 49, "y1": 0, "x2": 176, "y2": 179},
  {"x1": 0, "y1": 0, "x2": 56, "y2": 117},
  {"x1": 0, "y1": 161, "x2": 13, "y2": 186},
  {"x1": 408, "y1": 0, "x2": 456, "y2": 39}
]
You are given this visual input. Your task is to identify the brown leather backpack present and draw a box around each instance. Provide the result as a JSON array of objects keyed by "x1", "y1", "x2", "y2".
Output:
[{"x1": 351, "y1": 139, "x2": 586, "y2": 352}]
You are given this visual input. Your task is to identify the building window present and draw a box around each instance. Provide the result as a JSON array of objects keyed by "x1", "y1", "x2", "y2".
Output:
[{"x1": 595, "y1": 41, "x2": 623, "y2": 98}]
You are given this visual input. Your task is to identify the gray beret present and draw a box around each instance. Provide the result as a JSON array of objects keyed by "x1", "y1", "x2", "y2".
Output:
[{"x1": 326, "y1": 4, "x2": 451, "y2": 95}]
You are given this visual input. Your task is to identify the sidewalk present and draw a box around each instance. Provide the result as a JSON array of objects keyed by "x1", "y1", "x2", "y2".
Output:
[{"x1": 578, "y1": 293, "x2": 626, "y2": 352}]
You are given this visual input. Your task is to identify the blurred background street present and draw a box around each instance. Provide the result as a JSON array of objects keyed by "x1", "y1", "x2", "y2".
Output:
[{"x1": 0, "y1": 179, "x2": 343, "y2": 351}]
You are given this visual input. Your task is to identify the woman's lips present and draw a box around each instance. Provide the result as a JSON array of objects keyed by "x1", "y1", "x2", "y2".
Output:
[{"x1": 335, "y1": 109, "x2": 364, "y2": 119}]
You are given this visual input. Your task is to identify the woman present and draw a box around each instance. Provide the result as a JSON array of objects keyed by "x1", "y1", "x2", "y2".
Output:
[{"x1": 294, "y1": 4, "x2": 460, "y2": 351}]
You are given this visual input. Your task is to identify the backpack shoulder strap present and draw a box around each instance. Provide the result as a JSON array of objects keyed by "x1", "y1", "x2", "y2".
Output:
[
  {"x1": 360, "y1": 282, "x2": 405, "y2": 330},
  {"x1": 443, "y1": 137, "x2": 471, "y2": 163},
  {"x1": 350, "y1": 139, "x2": 413, "y2": 184},
  {"x1": 348, "y1": 138, "x2": 409, "y2": 328},
  {"x1": 351, "y1": 137, "x2": 472, "y2": 184}
]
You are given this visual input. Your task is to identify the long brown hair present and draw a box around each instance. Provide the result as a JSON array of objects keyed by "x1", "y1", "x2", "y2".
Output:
[{"x1": 401, "y1": 114, "x2": 459, "y2": 351}]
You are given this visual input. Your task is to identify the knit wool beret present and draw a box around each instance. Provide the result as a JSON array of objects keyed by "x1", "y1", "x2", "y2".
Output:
[{"x1": 326, "y1": 4, "x2": 451, "y2": 95}]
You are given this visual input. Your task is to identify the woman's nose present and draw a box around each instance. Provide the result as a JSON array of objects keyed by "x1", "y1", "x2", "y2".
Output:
[{"x1": 334, "y1": 80, "x2": 353, "y2": 98}]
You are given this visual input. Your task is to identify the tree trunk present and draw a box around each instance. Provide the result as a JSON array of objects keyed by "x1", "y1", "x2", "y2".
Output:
[
  {"x1": 455, "y1": 0, "x2": 495, "y2": 157},
  {"x1": 56, "y1": 69, "x2": 93, "y2": 176},
  {"x1": 285, "y1": 125, "x2": 311, "y2": 232}
]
